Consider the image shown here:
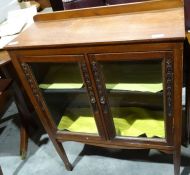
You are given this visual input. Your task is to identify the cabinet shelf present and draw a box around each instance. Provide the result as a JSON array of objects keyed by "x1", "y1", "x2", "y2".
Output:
[
  {"x1": 57, "y1": 107, "x2": 98, "y2": 134},
  {"x1": 38, "y1": 62, "x2": 163, "y2": 93},
  {"x1": 57, "y1": 107, "x2": 164, "y2": 138},
  {"x1": 39, "y1": 83, "x2": 163, "y2": 94}
]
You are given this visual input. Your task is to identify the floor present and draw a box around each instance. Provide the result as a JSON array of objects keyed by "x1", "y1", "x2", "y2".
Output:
[{"x1": 0, "y1": 102, "x2": 190, "y2": 175}]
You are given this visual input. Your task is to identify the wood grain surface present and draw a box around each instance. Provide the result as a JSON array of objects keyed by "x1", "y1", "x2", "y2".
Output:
[{"x1": 5, "y1": 7, "x2": 185, "y2": 50}]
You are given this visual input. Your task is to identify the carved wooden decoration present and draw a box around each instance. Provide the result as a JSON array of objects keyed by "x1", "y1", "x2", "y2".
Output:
[
  {"x1": 165, "y1": 57, "x2": 173, "y2": 118},
  {"x1": 21, "y1": 62, "x2": 45, "y2": 111},
  {"x1": 80, "y1": 62, "x2": 96, "y2": 104},
  {"x1": 90, "y1": 59, "x2": 109, "y2": 114}
]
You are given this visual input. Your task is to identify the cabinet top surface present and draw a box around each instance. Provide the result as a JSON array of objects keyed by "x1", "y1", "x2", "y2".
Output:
[{"x1": 5, "y1": 5, "x2": 185, "y2": 50}]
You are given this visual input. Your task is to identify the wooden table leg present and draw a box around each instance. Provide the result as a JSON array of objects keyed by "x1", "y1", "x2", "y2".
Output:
[
  {"x1": 1, "y1": 63, "x2": 35, "y2": 159},
  {"x1": 19, "y1": 109, "x2": 29, "y2": 159},
  {"x1": 12, "y1": 82, "x2": 32, "y2": 159}
]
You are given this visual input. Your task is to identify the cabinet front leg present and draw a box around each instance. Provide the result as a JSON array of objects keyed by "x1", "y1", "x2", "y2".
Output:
[
  {"x1": 52, "y1": 140, "x2": 73, "y2": 171},
  {"x1": 173, "y1": 147, "x2": 181, "y2": 175}
]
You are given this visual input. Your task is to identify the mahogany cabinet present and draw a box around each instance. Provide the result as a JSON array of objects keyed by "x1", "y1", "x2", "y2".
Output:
[{"x1": 5, "y1": 1, "x2": 185, "y2": 174}]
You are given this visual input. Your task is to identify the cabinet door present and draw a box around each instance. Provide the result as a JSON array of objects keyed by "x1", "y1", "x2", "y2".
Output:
[
  {"x1": 20, "y1": 54, "x2": 106, "y2": 138},
  {"x1": 88, "y1": 52, "x2": 173, "y2": 144}
]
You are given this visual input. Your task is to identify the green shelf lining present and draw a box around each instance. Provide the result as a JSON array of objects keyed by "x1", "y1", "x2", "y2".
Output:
[
  {"x1": 57, "y1": 107, "x2": 165, "y2": 138},
  {"x1": 39, "y1": 83, "x2": 163, "y2": 93},
  {"x1": 38, "y1": 63, "x2": 163, "y2": 93}
]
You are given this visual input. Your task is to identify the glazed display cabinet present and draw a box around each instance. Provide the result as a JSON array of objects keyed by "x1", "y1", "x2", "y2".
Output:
[{"x1": 5, "y1": 1, "x2": 185, "y2": 175}]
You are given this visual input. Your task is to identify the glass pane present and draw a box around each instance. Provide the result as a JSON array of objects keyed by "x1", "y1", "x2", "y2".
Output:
[
  {"x1": 99, "y1": 60, "x2": 165, "y2": 139},
  {"x1": 29, "y1": 62, "x2": 98, "y2": 134}
]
